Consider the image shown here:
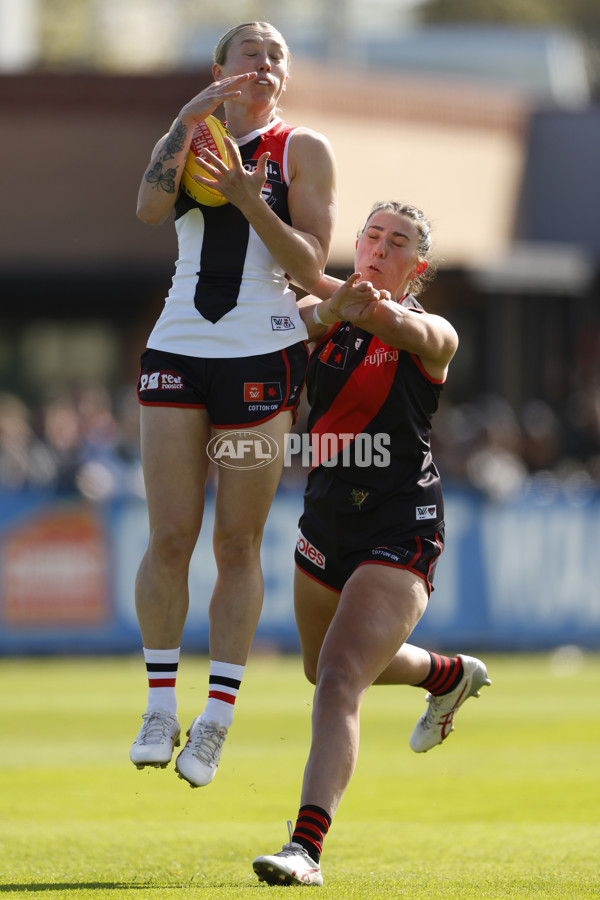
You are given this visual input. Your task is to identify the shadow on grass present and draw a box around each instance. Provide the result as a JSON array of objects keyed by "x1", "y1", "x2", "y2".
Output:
[
  {"x1": 0, "y1": 884, "x2": 258, "y2": 893},
  {"x1": 0, "y1": 886, "x2": 165, "y2": 894}
]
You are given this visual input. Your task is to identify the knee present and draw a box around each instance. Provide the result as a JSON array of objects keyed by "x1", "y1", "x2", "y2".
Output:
[
  {"x1": 148, "y1": 520, "x2": 197, "y2": 568},
  {"x1": 213, "y1": 530, "x2": 262, "y2": 570},
  {"x1": 315, "y1": 658, "x2": 361, "y2": 709}
]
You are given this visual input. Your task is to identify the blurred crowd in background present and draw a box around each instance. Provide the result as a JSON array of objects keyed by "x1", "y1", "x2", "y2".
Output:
[
  {"x1": 0, "y1": 386, "x2": 144, "y2": 502},
  {"x1": 1, "y1": 381, "x2": 598, "y2": 504},
  {"x1": 1, "y1": 1, "x2": 599, "y2": 508}
]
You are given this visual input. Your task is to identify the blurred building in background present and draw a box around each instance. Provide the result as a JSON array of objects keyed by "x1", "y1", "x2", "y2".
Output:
[{"x1": 0, "y1": 0, "x2": 599, "y2": 652}]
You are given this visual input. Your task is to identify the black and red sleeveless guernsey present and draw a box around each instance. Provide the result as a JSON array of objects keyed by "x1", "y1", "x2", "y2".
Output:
[
  {"x1": 146, "y1": 118, "x2": 308, "y2": 358},
  {"x1": 298, "y1": 295, "x2": 445, "y2": 573}
]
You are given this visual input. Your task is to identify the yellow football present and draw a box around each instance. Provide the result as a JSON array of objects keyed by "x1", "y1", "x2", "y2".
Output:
[{"x1": 179, "y1": 115, "x2": 240, "y2": 207}]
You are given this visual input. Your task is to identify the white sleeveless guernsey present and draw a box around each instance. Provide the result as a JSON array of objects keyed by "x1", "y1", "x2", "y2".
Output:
[{"x1": 147, "y1": 118, "x2": 309, "y2": 359}]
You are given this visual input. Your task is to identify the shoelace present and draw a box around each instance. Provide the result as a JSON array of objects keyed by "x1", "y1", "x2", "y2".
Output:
[
  {"x1": 421, "y1": 696, "x2": 456, "y2": 742},
  {"x1": 138, "y1": 711, "x2": 176, "y2": 745},
  {"x1": 425, "y1": 694, "x2": 457, "y2": 717},
  {"x1": 189, "y1": 722, "x2": 226, "y2": 764},
  {"x1": 275, "y1": 821, "x2": 310, "y2": 859}
]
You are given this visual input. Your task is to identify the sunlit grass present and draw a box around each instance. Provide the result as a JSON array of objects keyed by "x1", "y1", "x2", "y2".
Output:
[{"x1": 1, "y1": 653, "x2": 599, "y2": 898}]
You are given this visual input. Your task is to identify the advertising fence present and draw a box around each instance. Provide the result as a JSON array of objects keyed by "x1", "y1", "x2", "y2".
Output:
[{"x1": 0, "y1": 486, "x2": 599, "y2": 654}]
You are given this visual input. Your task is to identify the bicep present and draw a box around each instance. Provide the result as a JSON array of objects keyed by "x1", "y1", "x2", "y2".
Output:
[
  {"x1": 375, "y1": 305, "x2": 458, "y2": 366},
  {"x1": 402, "y1": 312, "x2": 458, "y2": 368},
  {"x1": 287, "y1": 132, "x2": 337, "y2": 264}
]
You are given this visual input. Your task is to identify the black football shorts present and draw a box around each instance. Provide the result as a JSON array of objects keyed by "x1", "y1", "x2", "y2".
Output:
[
  {"x1": 295, "y1": 517, "x2": 444, "y2": 596},
  {"x1": 138, "y1": 342, "x2": 309, "y2": 427}
]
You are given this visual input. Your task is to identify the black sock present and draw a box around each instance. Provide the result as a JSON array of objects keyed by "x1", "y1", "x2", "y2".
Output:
[
  {"x1": 417, "y1": 652, "x2": 464, "y2": 695},
  {"x1": 291, "y1": 805, "x2": 332, "y2": 864}
]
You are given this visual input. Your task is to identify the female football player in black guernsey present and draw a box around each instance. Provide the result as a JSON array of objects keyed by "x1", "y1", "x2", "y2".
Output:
[
  {"x1": 253, "y1": 202, "x2": 490, "y2": 886},
  {"x1": 129, "y1": 23, "x2": 336, "y2": 788}
]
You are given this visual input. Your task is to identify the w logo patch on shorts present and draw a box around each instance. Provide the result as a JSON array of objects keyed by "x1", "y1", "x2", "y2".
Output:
[{"x1": 244, "y1": 382, "x2": 282, "y2": 402}]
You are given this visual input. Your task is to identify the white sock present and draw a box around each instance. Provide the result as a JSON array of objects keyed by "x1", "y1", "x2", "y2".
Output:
[
  {"x1": 201, "y1": 660, "x2": 245, "y2": 730},
  {"x1": 143, "y1": 647, "x2": 180, "y2": 716}
]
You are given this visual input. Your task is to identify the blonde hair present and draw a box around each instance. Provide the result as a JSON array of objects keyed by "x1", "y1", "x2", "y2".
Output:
[
  {"x1": 361, "y1": 201, "x2": 437, "y2": 296},
  {"x1": 214, "y1": 22, "x2": 291, "y2": 67}
]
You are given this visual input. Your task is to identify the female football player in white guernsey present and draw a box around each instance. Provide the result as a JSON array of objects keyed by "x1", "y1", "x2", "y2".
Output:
[
  {"x1": 129, "y1": 22, "x2": 337, "y2": 789},
  {"x1": 253, "y1": 202, "x2": 490, "y2": 886}
]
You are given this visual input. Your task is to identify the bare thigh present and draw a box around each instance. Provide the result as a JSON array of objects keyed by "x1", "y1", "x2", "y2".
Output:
[
  {"x1": 316, "y1": 563, "x2": 429, "y2": 692},
  {"x1": 141, "y1": 404, "x2": 212, "y2": 545},
  {"x1": 207, "y1": 412, "x2": 294, "y2": 663},
  {"x1": 294, "y1": 566, "x2": 341, "y2": 684},
  {"x1": 213, "y1": 412, "x2": 293, "y2": 551}
]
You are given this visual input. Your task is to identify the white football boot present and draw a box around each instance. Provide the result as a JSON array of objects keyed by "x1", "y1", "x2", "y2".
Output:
[
  {"x1": 253, "y1": 821, "x2": 323, "y2": 886},
  {"x1": 409, "y1": 654, "x2": 491, "y2": 753},
  {"x1": 175, "y1": 717, "x2": 228, "y2": 787},
  {"x1": 130, "y1": 709, "x2": 180, "y2": 769}
]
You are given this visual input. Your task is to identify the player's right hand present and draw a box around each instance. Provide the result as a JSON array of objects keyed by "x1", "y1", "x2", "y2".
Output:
[
  {"x1": 179, "y1": 73, "x2": 258, "y2": 124},
  {"x1": 328, "y1": 273, "x2": 382, "y2": 323}
]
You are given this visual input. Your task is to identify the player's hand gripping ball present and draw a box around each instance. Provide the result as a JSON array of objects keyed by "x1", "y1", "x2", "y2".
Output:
[{"x1": 179, "y1": 115, "x2": 241, "y2": 207}]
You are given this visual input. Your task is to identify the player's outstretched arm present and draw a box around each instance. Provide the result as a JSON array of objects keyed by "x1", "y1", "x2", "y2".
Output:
[{"x1": 356, "y1": 299, "x2": 459, "y2": 381}]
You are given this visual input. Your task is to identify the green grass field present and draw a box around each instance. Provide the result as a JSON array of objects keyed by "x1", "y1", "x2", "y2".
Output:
[{"x1": 1, "y1": 652, "x2": 598, "y2": 899}]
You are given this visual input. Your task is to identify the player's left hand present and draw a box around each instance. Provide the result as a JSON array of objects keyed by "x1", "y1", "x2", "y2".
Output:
[{"x1": 192, "y1": 137, "x2": 269, "y2": 210}]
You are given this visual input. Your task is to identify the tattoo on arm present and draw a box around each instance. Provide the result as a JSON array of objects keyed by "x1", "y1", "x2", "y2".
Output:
[
  {"x1": 162, "y1": 120, "x2": 188, "y2": 161},
  {"x1": 145, "y1": 162, "x2": 177, "y2": 193},
  {"x1": 142, "y1": 120, "x2": 187, "y2": 194}
]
